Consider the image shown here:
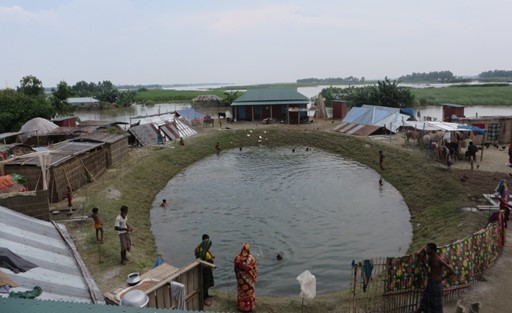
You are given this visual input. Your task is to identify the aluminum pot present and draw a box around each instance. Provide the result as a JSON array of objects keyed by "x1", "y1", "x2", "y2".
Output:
[
  {"x1": 120, "y1": 290, "x2": 149, "y2": 308},
  {"x1": 126, "y1": 272, "x2": 141, "y2": 286}
]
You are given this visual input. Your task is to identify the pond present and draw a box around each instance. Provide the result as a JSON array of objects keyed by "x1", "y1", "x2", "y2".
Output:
[{"x1": 150, "y1": 146, "x2": 412, "y2": 296}]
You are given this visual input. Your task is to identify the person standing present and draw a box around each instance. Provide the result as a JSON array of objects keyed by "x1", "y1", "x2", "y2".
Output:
[
  {"x1": 89, "y1": 207, "x2": 104, "y2": 243},
  {"x1": 215, "y1": 142, "x2": 222, "y2": 155},
  {"x1": 379, "y1": 150, "x2": 385, "y2": 170},
  {"x1": 497, "y1": 179, "x2": 510, "y2": 227},
  {"x1": 195, "y1": 234, "x2": 215, "y2": 306},
  {"x1": 467, "y1": 141, "x2": 479, "y2": 170},
  {"x1": 234, "y1": 243, "x2": 257, "y2": 312},
  {"x1": 114, "y1": 205, "x2": 132, "y2": 265},
  {"x1": 508, "y1": 143, "x2": 512, "y2": 166},
  {"x1": 413, "y1": 242, "x2": 454, "y2": 313}
]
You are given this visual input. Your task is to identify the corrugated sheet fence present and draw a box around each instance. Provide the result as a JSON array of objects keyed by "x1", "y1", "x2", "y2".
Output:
[{"x1": 350, "y1": 220, "x2": 504, "y2": 313}]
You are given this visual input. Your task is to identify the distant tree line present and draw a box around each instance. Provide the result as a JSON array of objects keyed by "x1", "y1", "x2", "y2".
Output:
[
  {"x1": 297, "y1": 76, "x2": 366, "y2": 84},
  {"x1": 72, "y1": 80, "x2": 136, "y2": 107},
  {"x1": 478, "y1": 70, "x2": 512, "y2": 79},
  {"x1": 319, "y1": 77, "x2": 414, "y2": 108},
  {"x1": 0, "y1": 75, "x2": 137, "y2": 133},
  {"x1": 397, "y1": 71, "x2": 468, "y2": 83}
]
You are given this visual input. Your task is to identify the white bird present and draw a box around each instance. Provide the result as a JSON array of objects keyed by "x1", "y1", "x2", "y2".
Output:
[
  {"x1": 249, "y1": 130, "x2": 253, "y2": 133},
  {"x1": 259, "y1": 135, "x2": 262, "y2": 139},
  {"x1": 247, "y1": 134, "x2": 251, "y2": 137},
  {"x1": 264, "y1": 131, "x2": 267, "y2": 134}
]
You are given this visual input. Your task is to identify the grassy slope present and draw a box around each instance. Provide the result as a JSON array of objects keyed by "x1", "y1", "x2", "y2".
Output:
[{"x1": 67, "y1": 128, "x2": 487, "y2": 312}]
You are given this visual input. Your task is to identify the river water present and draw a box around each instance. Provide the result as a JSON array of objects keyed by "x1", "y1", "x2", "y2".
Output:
[
  {"x1": 150, "y1": 146, "x2": 411, "y2": 296},
  {"x1": 74, "y1": 85, "x2": 511, "y2": 124}
]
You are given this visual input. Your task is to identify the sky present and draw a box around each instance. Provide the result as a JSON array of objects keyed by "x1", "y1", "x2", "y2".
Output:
[{"x1": 1, "y1": 0, "x2": 511, "y2": 88}]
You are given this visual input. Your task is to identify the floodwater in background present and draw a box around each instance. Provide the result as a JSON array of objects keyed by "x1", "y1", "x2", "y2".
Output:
[
  {"x1": 150, "y1": 146, "x2": 412, "y2": 296},
  {"x1": 73, "y1": 84, "x2": 512, "y2": 124}
]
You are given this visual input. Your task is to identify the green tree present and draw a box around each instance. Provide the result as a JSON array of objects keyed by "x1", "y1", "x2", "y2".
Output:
[
  {"x1": 320, "y1": 78, "x2": 414, "y2": 108},
  {"x1": 0, "y1": 89, "x2": 54, "y2": 133},
  {"x1": 50, "y1": 81, "x2": 74, "y2": 115},
  {"x1": 117, "y1": 90, "x2": 136, "y2": 107},
  {"x1": 221, "y1": 91, "x2": 239, "y2": 106},
  {"x1": 375, "y1": 77, "x2": 414, "y2": 107},
  {"x1": 17, "y1": 75, "x2": 45, "y2": 97}
]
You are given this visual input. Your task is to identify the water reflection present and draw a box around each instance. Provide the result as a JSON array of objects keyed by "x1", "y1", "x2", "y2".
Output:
[{"x1": 150, "y1": 147, "x2": 412, "y2": 296}]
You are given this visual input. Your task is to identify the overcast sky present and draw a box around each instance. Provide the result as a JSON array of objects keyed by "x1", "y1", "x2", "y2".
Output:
[{"x1": 1, "y1": 0, "x2": 511, "y2": 88}]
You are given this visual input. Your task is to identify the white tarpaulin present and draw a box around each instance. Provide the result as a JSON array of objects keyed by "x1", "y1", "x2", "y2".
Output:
[
  {"x1": 296, "y1": 270, "x2": 316, "y2": 299},
  {"x1": 403, "y1": 120, "x2": 485, "y2": 133}
]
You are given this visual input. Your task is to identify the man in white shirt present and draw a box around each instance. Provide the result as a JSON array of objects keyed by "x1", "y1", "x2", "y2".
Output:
[{"x1": 114, "y1": 205, "x2": 132, "y2": 265}]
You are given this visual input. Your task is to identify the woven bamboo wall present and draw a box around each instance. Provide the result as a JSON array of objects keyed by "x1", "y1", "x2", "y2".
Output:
[{"x1": 0, "y1": 190, "x2": 50, "y2": 221}]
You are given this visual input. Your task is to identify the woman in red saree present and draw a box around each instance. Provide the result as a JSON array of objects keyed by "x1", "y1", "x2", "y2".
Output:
[{"x1": 234, "y1": 243, "x2": 257, "y2": 312}]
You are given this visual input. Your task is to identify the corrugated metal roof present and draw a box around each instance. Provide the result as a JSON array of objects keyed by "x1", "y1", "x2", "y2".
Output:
[
  {"x1": 0, "y1": 206, "x2": 104, "y2": 303},
  {"x1": 74, "y1": 132, "x2": 129, "y2": 144},
  {"x1": 174, "y1": 119, "x2": 197, "y2": 138},
  {"x1": 0, "y1": 298, "x2": 203, "y2": 313},
  {"x1": 175, "y1": 108, "x2": 205, "y2": 121},
  {"x1": 232, "y1": 88, "x2": 309, "y2": 106},
  {"x1": 334, "y1": 122, "x2": 381, "y2": 136},
  {"x1": 51, "y1": 116, "x2": 78, "y2": 122},
  {"x1": 129, "y1": 124, "x2": 160, "y2": 146},
  {"x1": 0, "y1": 132, "x2": 24, "y2": 140},
  {"x1": 67, "y1": 97, "x2": 99, "y2": 104}
]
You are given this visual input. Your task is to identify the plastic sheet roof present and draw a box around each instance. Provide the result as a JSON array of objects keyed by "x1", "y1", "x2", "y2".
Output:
[
  {"x1": 403, "y1": 121, "x2": 487, "y2": 133},
  {"x1": 339, "y1": 105, "x2": 411, "y2": 134},
  {"x1": 19, "y1": 118, "x2": 59, "y2": 141}
]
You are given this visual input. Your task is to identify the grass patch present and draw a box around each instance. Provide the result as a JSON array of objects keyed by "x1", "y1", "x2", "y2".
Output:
[
  {"x1": 412, "y1": 85, "x2": 512, "y2": 106},
  {"x1": 67, "y1": 128, "x2": 489, "y2": 312}
]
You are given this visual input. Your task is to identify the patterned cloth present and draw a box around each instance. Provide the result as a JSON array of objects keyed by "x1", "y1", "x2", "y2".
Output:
[
  {"x1": 486, "y1": 123, "x2": 500, "y2": 141},
  {"x1": 234, "y1": 243, "x2": 257, "y2": 312},
  {"x1": 385, "y1": 224, "x2": 499, "y2": 294}
]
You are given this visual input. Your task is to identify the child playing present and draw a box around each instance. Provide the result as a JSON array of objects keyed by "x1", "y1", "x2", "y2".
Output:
[{"x1": 90, "y1": 207, "x2": 104, "y2": 243}]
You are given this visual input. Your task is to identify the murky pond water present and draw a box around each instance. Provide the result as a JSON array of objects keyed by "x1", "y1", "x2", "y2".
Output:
[{"x1": 150, "y1": 147, "x2": 412, "y2": 296}]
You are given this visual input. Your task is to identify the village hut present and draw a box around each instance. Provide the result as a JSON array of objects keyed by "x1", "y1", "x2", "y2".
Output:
[
  {"x1": 128, "y1": 115, "x2": 197, "y2": 147},
  {"x1": 2, "y1": 140, "x2": 108, "y2": 203},
  {"x1": 332, "y1": 100, "x2": 349, "y2": 119},
  {"x1": 51, "y1": 116, "x2": 78, "y2": 127},
  {"x1": 67, "y1": 97, "x2": 100, "y2": 109},
  {"x1": 334, "y1": 105, "x2": 412, "y2": 136},
  {"x1": 0, "y1": 131, "x2": 24, "y2": 145},
  {"x1": 73, "y1": 132, "x2": 129, "y2": 167},
  {"x1": 453, "y1": 115, "x2": 512, "y2": 144},
  {"x1": 19, "y1": 117, "x2": 59, "y2": 146},
  {"x1": 231, "y1": 88, "x2": 310, "y2": 123},
  {"x1": 192, "y1": 95, "x2": 222, "y2": 107}
]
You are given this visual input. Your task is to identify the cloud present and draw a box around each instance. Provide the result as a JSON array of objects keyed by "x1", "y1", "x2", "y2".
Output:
[
  {"x1": 206, "y1": 4, "x2": 361, "y2": 35},
  {"x1": 0, "y1": 5, "x2": 56, "y2": 23}
]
